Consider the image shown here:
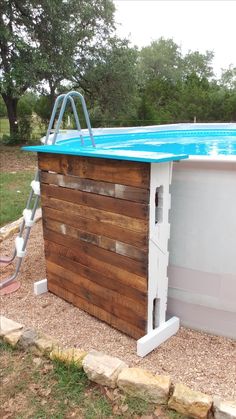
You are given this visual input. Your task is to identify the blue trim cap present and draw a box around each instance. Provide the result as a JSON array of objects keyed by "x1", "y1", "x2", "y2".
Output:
[{"x1": 22, "y1": 144, "x2": 188, "y2": 163}]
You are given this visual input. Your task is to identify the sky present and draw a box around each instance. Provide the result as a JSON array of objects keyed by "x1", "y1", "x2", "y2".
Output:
[{"x1": 114, "y1": 0, "x2": 236, "y2": 77}]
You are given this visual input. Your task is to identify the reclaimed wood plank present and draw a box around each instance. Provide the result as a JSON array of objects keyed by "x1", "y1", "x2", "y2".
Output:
[
  {"x1": 46, "y1": 255, "x2": 147, "y2": 303},
  {"x1": 41, "y1": 183, "x2": 148, "y2": 220},
  {"x1": 40, "y1": 172, "x2": 149, "y2": 203},
  {"x1": 41, "y1": 195, "x2": 148, "y2": 233},
  {"x1": 39, "y1": 153, "x2": 150, "y2": 339},
  {"x1": 48, "y1": 280, "x2": 146, "y2": 338},
  {"x1": 44, "y1": 240, "x2": 147, "y2": 293},
  {"x1": 49, "y1": 273, "x2": 146, "y2": 330},
  {"x1": 46, "y1": 262, "x2": 146, "y2": 323},
  {"x1": 43, "y1": 227, "x2": 147, "y2": 277},
  {"x1": 42, "y1": 206, "x2": 148, "y2": 248},
  {"x1": 38, "y1": 153, "x2": 150, "y2": 188},
  {"x1": 44, "y1": 218, "x2": 147, "y2": 262}
]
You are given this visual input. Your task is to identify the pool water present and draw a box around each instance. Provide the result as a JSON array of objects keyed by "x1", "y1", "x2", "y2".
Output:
[
  {"x1": 24, "y1": 123, "x2": 236, "y2": 160},
  {"x1": 85, "y1": 128, "x2": 236, "y2": 157}
]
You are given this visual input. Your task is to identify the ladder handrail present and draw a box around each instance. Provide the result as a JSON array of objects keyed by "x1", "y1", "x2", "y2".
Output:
[
  {"x1": 51, "y1": 91, "x2": 95, "y2": 147},
  {"x1": 45, "y1": 93, "x2": 87, "y2": 146},
  {"x1": 44, "y1": 93, "x2": 65, "y2": 145},
  {"x1": 0, "y1": 91, "x2": 94, "y2": 290}
]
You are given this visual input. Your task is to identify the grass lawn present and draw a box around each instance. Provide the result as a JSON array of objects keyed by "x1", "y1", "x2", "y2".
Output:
[
  {"x1": 0, "y1": 171, "x2": 36, "y2": 227},
  {"x1": 0, "y1": 341, "x2": 183, "y2": 418},
  {"x1": 0, "y1": 145, "x2": 37, "y2": 227},
  {"x1": 0, "y1": 117, "x2": 45, "y2": 141},
  {"x1": 0, "y1": 117, "x2": 9, "y2": 138}
]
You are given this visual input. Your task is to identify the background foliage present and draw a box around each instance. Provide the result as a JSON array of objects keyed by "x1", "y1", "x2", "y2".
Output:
[{"x1": 0, "y1": 1, "x2": 235, "y2": 144}]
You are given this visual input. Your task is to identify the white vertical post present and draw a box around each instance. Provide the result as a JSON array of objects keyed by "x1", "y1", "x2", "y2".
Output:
[{"x1": 137, "y1": 162, "x2": 179, "y2": 357}]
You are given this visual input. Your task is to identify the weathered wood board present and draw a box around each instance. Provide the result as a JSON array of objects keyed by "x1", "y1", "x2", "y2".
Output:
[{"x1": 39, "y1": 153, "x2": 150, "y2": 339}]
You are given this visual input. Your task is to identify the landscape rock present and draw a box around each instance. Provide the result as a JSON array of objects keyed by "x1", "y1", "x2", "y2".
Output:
[
  {"x1": 0, "y1": 316, "x2": 23, "y2": 337},
  {"x1": 168, "y1": 383, "x2": 212, "y2": 418},
  {"x1": 83, "y1": 350, "x2": 128, "y2": 388},
  {"x1": 0, "y1": 219, "x2": 22, "y2": 242},
  {"x1": 0, "y1": 208, "x2": 42, "y2": 242},
  {"x1": 3, "y1": 330, "x2": 23, "y2": 347},
  {"x1": 34, "y1": 336, "x2": 57, "y2": 354},
  {"x1": 50, "y1": 347, "x2": 87, "y2": 366},
  {"x1": 117, "y1": 368, "x2": 171, "y2": 404},
  {"x1": 18, "y1": 328, "x2": 38, "y2": 349},
  {"x1": 213, "y1": 398, "x2": 236, "y2": 419}
]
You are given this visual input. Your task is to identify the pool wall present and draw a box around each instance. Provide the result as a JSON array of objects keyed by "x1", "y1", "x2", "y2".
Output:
[{"x1": 168, "y1": 160, "x2": 236, "y2": 338}]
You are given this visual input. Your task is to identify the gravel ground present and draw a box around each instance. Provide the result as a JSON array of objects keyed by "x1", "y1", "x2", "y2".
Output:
[{"x1": 1, "y1": 221, "x2": 236, "y2": 400}]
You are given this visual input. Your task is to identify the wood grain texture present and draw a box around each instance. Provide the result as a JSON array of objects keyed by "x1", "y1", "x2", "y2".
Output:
[
  {"x1": 46, "y1": 264, "x2": 146, "y2": 328},
  {"x1": 39, "y1": 153, "x2": 150, "y2": 338},
  {"x1": 41, "y1": 195, "x2": 148, "y2": 233},
  {"x1": 44, "y1": 240, "x2": 147, "y2": 294},
  {"x1": 44, "y1": 218, "x2": 147, "y2": 262},
  {"x1": 48, "y1": 281, "x2": 145, "y2": 339},
  {"x1": 45, "y1": 252, "x2": 147, "y2": 303},
  {"x1": 42, "y1": 206, "x2": 147, "y2": 248},
  {"x1": 43, "y1": 227, "x2": 147, "y2": 278},
  {"x1": 38, "y1": 153, "x2": 150, "y2": 188},
  {"x1": 41, "y1": 183, "x2": 148, "y2": 220},
  {"x1": 40, "y1": 171, "x2": 149, "y2": 203}
]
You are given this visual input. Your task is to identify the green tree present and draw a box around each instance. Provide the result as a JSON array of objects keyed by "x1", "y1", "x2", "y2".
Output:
[
  {"x1": 35, "y1": 0, "x2": 115, "y2": 109},
  {"x1": 183, "y1": 50, "x2": 215, "y2": 80},
  {"x1": 138, "y1": 38, "x2": 183, "y2": 84},
  {"x1": 220, "y1": 65, "x2": 236, "y2": 90},
  {"x1": 137, "y1": 38, "x2": 183, "y2": 124},
  {"x1": 0, "y1": 96, "x2": 7, "y2": 117},
  {"x1": 137, "y1": 39, "x2": 219, "y2": 124},
  {"x1": 0, "y1": 1, "x2": 39, "y2": 139},
  {"x1": 137, "y1": 78, "x2": 181, "y2": 125},
  {"x1": 34, "y1": 95, "x2": 51, "y2": 125},
  {"x1": 180, "y1": 50, "x2": 219, "y2": 122},
  {"x1": 179, "y1": 74, "x2": 211, "y2": 121},
  {"x1": 0, "y1": 0, "x2": 115, "y2": 141},
  {"x1": 17, "y1": 92, "x2": 38, "y2": 142},
  {"x1": 219, "y1": 66, "x2": 236, "y2": 121},
  {"x1": 74, "y1": 37, "x2": 139, "y2": 126}
]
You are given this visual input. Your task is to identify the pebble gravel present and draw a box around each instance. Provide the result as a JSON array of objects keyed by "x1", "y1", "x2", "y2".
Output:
[{"x1": 1, "y1": 222, "x2": 235, "y2": 399}]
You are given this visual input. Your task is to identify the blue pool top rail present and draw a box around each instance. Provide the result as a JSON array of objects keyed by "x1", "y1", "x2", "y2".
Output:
[
  {"x1": 23, "y1": 142, "x2": 188, "y2": 164},
  {"x1": 23, "y1": 123, "x2": 236, "y2": 161}
]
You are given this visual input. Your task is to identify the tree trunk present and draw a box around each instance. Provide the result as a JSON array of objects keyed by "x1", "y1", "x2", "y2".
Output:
[
  {"x1": 2, "y1": 94, "x2": 19, "y2": 138},
  {"x1": 48, "y1": 80, "x2": 56, "y2": 112}
]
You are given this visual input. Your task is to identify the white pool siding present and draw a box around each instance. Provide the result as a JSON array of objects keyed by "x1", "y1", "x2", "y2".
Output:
[{"x1": 168, "y1": 160, "x2": 236, "y2": 338}]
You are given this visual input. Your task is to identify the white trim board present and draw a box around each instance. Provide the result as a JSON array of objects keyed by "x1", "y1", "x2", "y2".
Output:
[
  {"x1": 138, "y1": 162, "x2": 179, "y2": 357},
  {"x1": 34, "y1": 278, "x2": 48, "y2": 295}
]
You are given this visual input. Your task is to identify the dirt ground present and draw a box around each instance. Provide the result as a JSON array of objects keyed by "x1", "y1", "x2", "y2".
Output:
[
  {"x1": 0, "y1": 145, "x2": 37, "y2": 173},
  {"x1": 1, "y1": 222, "x2": 236, "y2": 401},
  {"x1": 2, "y1": 342, "x2": 178, "y2": 419}
]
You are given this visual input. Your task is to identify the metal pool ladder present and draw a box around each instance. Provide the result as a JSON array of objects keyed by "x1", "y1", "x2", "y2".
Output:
[{"x1": 0, "y1": 91, "x2": 95, "y2": 290}]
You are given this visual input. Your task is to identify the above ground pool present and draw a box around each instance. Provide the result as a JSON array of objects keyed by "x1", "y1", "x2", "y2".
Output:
[
  {"x1": 38, "y1": 122, "x2": 236, "y2": 161},
  {"x1": 25, "y1": 123, "x2": 236, "y2": 339}
]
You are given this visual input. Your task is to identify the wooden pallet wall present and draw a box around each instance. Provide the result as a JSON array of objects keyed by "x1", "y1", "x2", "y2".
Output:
[{"x1": 39, "y1": 153, "x2": 150, "y2": 339}]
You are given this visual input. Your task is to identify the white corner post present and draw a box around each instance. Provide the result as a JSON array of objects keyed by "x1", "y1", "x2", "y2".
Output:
[
  {"x1": 34, "y1": 278, "x2": 48, "y2": 295},
  {"x1": 137, "y1": 162, "x2": 179, "y2": 357}
]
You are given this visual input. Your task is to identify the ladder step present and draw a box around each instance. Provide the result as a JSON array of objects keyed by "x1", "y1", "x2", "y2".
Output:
[
  {"x1": 15, "y1": 236, "x2": 26, "y2": 258},
  {"x1": 23, "y1": 209, "x2": 34, "y2": 227},
  {"x1": 31, "y1": 180, "x2": 40, "y2": 195}
]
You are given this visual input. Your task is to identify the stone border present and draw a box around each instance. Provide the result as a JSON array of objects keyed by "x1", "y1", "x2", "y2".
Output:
[
  {"x1": 0, "y1": 208, "x2": 42, "y2": 243},
  {"x1": 0, "y1": 315, "x2": 235, "y2": 419}
]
